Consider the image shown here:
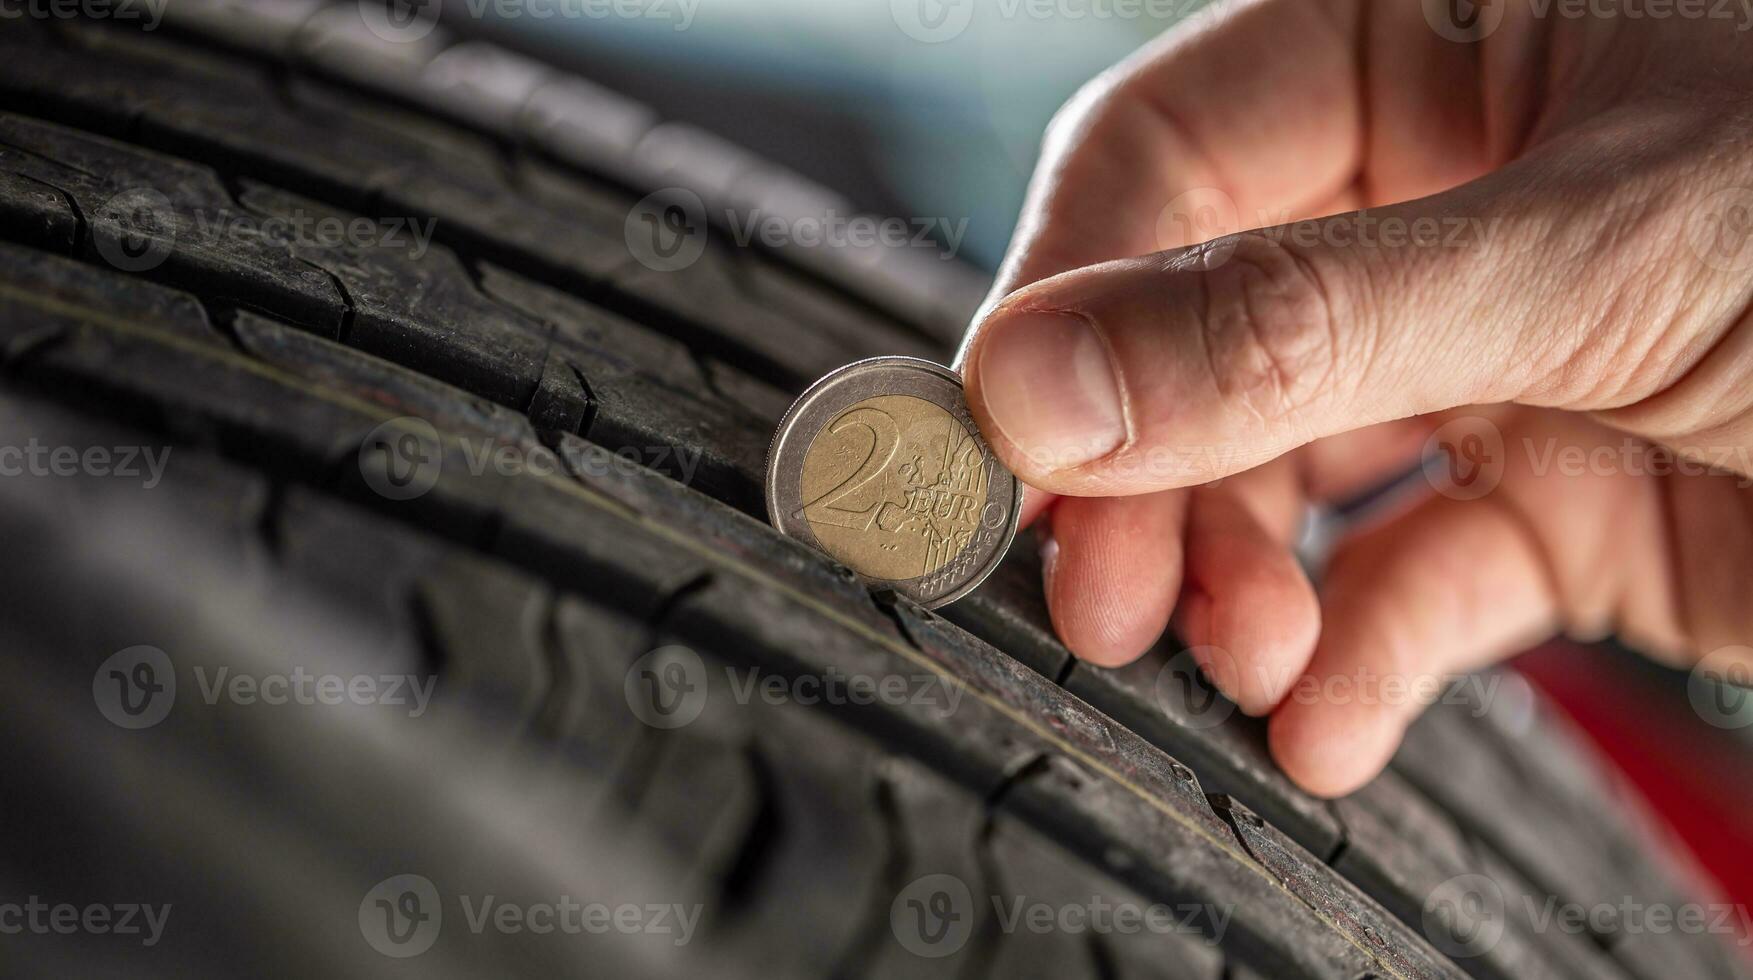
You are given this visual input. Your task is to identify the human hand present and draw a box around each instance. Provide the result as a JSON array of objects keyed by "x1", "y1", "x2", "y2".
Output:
[{"x1": 957, "y1": 0, "x2": 1753, "y2": 797}]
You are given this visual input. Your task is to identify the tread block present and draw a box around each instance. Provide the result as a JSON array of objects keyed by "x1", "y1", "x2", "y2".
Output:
[
  {"x1": 706, "y1": 711, "x2": 893, "y2": 976},
  {"x1": 418, "y1": 40, "x2": 553, "y2": 134},
  {"x1": 0, "y1": 171, "x2": 79, "y2": 254},
  {"x1": 856, "y1": 755, "x2": 995, "y2": 979},
  {"x1": 1334, "y1": 771, "x2": 1622, "y2": 980},
  {"x1": 1393, "y1": 683, "x2": 1686, "y2": 952},
  {"x1": 6, "y1": 257, "x2": 868, "y2": 643},
  {"x1": 290, "y1": 2, "x2": 450, "y2": 92},
  {"x1": 1209, "y1": 794, "x2": 1468, "y2": 980},
  {"x1": 161, "y1": 0, "x2": 327, "y2": 57},
  {"x1": 1065, "y1": 644, "x2": 1342, "y2": 860},
  {"x1": 235, "y1": 181, "x2": 551, "y2": 408},
  {"x1": 229, "y1": 310, "x2": 535, "y2": 439},
  {"x1": 0, "y1": 114, "x2": 345, "y2": 334},
  {"x1": 632, "y1": 121, "x2": 761, "y2": 214},
  {"x1": 0, "y1": 447, "x2": 713, "y2": 977},
  {"x1": 0, "y1": 21, "x2": 202, "y2": 134},
  {"x1": 0, "y1": 242, "x2": 224, "y2": 347},
  {"x1": 1448, "y1": 670, "x2": 1736, "y2": 980},
  {"x1": 665, "y1": 575, "x2": 1043, "y2": 798},
  {"x1": 537, "y1": 428, "x2": 904, "y2": 627},
  {"x1": 700, "y1": 355, "x2": 795, "y2": 425},
  {"x1": 489, "y1": 466, "x2": 712, "y2": 616},
  {"x1": 480, "y1": 264, "x2": 775, "y2": 513},
  {"x1": 528, "y1": 350, "x2": 592, "y2": 434},
  {"x1": 151, "y1": 0, "x2": 984, "y2": 341},
  {"x1": 384, "y1": 161, "x2": 634, "y2": 279},
  {"x1": 883, "y1": 596, "x2": 1227, "y2": 828},
  {"x1": 728, "y1": 162, "x2": 985, "y2": 345},
  {"x1": 1474, "y1": 844, "x2": 1653, "y2": 980},
  {"x1": 595, "y1": 208, "x2": 927, "y2": 385},
  {"x1": 1004, "y1": 755, "x2": 1383, "y2": 980},
  {"x1": 939, "y1": 534, "x2": 1068, "y2": 681},
  {"x1": 985, "y1": 812, "x2": 1225, "y2": 980},
  {"x1": 0, "y1": 22, "x2": 628, "y2": 280},
  {"x1": 0, "y1": 20, "x2": 938, "y2": 391},
  {"x1": 523, "y1": 74, "x2": 658, "y2": 186},
  {"x1": 0, "y1": 271, "x2": 381, "y2": 473},
  {"x1": 958, "y1": 547, "x2": 1338, "y2": 862},
  {"x1": 628, "y1": 717, "x2": 764, "y2": 895},
  {"x1": 876, "y1": 595, "x2": 1404, "y2": 980},
  {"x1": 0, "y1": 261, "x2": 522, "y2": 549},
  {"x1": 0, "y1": 29, "x2": 423, "y2": 207},
  {"x1": 286, "y1": 74, "x2": 511, "y2": 179},
  {"x1": 0, "y1": 387, "x2": 270, "y2": 573},
  {"x1": 415, "y1": 558, "x2": 553, "y2": 729},
  {"x1": 549, "y1": 596, "x2": 653, "y2": 734},
  {"x1": 272, "y1": 486, "x2": 450, "y2": 671},
  {"x1": 273, "y1": 487, "x2": 585, "y2": 744}
]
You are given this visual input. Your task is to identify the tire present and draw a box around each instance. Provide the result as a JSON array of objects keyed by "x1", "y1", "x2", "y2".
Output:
[{"x1": 0, "y1": 6, "x2": 1742, "y2": 979}]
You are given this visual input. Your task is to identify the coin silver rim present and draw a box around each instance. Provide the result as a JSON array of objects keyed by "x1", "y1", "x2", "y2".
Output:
[{"x1": 765, "y1": 356, "x2": 1023, "y2": 609}]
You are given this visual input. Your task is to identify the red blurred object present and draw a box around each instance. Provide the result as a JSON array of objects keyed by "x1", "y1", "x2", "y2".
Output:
[{"x1": 1517, "y1": 641, "x2": 1753, "y2": 948}]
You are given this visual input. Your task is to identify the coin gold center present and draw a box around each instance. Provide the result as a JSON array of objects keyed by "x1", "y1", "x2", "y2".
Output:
[{"x1": 797, "y1": 394, "x2": 991, "y2": 582}]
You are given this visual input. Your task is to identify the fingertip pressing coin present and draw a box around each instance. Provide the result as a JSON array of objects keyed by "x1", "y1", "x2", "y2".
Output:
[{"x1": 766, "y1": 356, "x2": 1023, "y2": 609}]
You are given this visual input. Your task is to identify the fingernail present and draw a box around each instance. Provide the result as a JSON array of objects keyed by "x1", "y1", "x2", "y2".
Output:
[{"x1": 975, "y1": 313, "x2": 1125, "y2": 471}]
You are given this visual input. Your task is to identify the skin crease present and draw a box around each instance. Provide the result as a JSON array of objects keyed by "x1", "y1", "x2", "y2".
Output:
[{"x1": 955, "y1": 0, "x2": 1753, "y2": 798}]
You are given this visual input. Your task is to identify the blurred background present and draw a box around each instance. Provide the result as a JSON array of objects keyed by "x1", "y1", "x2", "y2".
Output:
[{"x1": 442, "y1": 0, "x2": 1209, "y2": 271}]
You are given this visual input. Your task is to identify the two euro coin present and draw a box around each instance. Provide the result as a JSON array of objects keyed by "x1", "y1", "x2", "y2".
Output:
[{"x1": 765, "y1": 357, "x2": 1023, "y2": 609}]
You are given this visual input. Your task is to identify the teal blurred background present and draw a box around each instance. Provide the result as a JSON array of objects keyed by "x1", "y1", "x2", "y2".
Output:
[{"x1": 461, "y1": 0, "x2": 1210, "y2": 270}]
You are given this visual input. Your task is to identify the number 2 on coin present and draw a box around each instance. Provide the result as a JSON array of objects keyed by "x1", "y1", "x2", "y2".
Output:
[{"x1": 798, "y1": 407, "x2": 899, "y2": 530}]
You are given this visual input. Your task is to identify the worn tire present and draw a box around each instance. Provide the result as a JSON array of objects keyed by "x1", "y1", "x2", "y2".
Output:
[{"x1": 0, "y1": 6, "x2": 1743, "y2": 979}]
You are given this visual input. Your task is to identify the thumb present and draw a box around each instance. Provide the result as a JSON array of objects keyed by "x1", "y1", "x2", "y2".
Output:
[{"x1": 961, "y1": 151, "x2": 1712, "y2": 496}]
